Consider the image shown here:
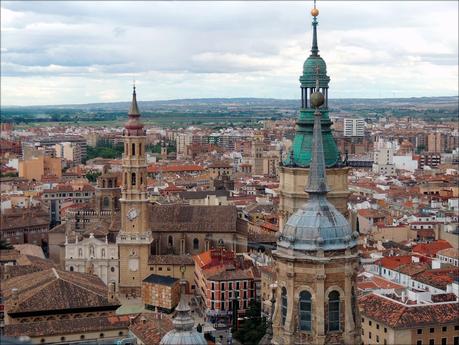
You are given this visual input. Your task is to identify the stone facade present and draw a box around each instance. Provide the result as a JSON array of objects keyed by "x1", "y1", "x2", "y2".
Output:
[
  {"x1": 65, "y1": 233, "x2": 119, "y2": 286},
  {"x1": 278, "y1": 165, "x2": 350, "y2": 229},
  {"x1": 272, "y1": 249, "x2": 361, "y2": 345}
]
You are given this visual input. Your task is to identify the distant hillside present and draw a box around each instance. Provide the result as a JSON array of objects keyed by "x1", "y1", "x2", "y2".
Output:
[{"x1": 1, "y1": 96, "x2": 457, "y2": 125}]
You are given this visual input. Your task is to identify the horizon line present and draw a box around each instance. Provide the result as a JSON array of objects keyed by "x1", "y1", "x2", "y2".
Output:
[{"x1": 2, "y1": 95, "x2": 458, "y2": 108}]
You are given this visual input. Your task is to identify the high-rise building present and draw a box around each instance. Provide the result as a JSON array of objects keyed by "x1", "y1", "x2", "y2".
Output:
[
  {"x1": 117, "y1": 87, "x2": 153, "y2": 295},
  {"x1": 343, "y1": 118, "x2": 365, "y2": 137},
  {"x1": 278, "y1": 2, "x2": 350, "y2": 230},
  {"x1": 271, "y1": 37, "x2": 361, "y2": 345}
]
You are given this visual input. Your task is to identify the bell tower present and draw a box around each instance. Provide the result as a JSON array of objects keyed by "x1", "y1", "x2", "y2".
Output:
[
  {"x1": 117, "y1": 86, "x2": 152, "y2": 295},
  {"x1": 278, "y1": 1, "x2": 350, "y2": 230},
  {"x1": 272, "y1": 51, "x2": 361, "y2": 345}
]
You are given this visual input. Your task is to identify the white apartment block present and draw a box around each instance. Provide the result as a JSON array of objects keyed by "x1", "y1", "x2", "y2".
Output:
[{"x1": 344, "y1": 118, "x2": 365, "y2": 137}]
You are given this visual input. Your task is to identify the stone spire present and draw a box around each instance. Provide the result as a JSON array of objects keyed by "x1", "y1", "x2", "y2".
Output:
[
  {"x1": 124, "y1": 85, "x2": 144, "y2": 136},
  {"x1": 160, "y1": 269, "x2": 207, "y2": 345},
  {"x1": 305, "y1": 66, "x2": 329, "y2": 194},
  {"x1": 129, "y1": 85, "x2": 140, "y2": 115},
  {"x1": 172, "y1": 279, "x2": 194, "y2": 331}
]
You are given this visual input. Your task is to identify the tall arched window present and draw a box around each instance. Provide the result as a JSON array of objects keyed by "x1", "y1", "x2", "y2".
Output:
[
  {"x1": 108, "y1": 179, "x2": 113, "y2": 188},
  {"x1": 78, "y1": 248, "x2": 83, "y2": 257},
  {"x1": 89, "y1": 245, "x2": 95, "y2": 257},
  {"x1": 101, "y1": 249, "x2": 106, "y2": 258},
  {"x1": 139, "y1": 143, "x2": 142, "y2": 156},
  {"x1": 193, "y1": 238, "x2": 199, "y2": 250},
  {"x1": 132, "y1": 143, "x2": 136, "y2": 156},
  {"x1": 103, "y1": 196, "x2": 110, "y2": 209},
  {"x1": 281, "y1": 287, "x2": 287, "y2": 326},
  {"x1": 131, "y1": 173, "x2": 136, "y2": 186},
  {"x1": 328, "y1": 291, "x2": 340, "y2": 331},
  {"x1": 299, "y1": 291, "x2": 312, "y2": 331},
  {"x1": 168, "y1": 236, "x2": 173, "y2": 247}
]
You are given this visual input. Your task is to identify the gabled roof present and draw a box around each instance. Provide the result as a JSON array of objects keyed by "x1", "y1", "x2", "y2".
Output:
[
  {"x1": 2, "y1": 268, "x2": 119, "y2": 314},
  {"x1": 359, "y1": 293, "x2": 458, "y2": 329}
]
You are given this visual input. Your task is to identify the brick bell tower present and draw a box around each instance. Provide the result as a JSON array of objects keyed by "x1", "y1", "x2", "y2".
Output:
[{"x1": 117, "y1": 86, "x2": 152, "y2": 295}]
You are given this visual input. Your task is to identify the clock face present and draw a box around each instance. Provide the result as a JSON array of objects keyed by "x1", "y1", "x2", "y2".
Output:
[{"x1": 127, "y1": 208, "x2": 139, "y2": 221}]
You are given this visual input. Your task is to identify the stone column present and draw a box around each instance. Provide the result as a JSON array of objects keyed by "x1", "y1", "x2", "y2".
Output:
[
  {"x1": 284, "y1": 270, "x2": 296, "y2": 345},
  {"x1": 344, "y1": 262, "x2": 356, "y2": 345},
  {"x1": 315, "y1": 268, "x2": 326, "y2": 345}
]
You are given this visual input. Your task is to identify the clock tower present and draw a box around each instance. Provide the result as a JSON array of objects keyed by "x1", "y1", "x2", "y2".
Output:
[{"x1": 117, "y1": 86, "x2": 152, "y2": 295}]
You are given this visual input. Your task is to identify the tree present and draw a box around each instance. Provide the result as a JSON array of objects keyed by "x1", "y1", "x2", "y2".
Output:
[
  {"x1": 0, "y1": 239, "x2": 14, "y2": 250},
  {"x1": 85, "y1": 170, "x2": 102, "y2": 183},
  {"x1": 232, "y1": 301, "x2": 267, "y2": 345}
]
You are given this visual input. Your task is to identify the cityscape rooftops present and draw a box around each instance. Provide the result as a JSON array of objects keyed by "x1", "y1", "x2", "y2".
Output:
[{"x1": 359, "y1": 292, "x2": 458, "y2": 329}]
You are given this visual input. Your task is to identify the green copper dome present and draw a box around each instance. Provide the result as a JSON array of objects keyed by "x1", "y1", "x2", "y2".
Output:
[
  {"x1": 283, "y1": 13, "x2": 340, "y2": 168},
  {"x1": 300, "y1": 55, "x2": 330, "y2": 88}
]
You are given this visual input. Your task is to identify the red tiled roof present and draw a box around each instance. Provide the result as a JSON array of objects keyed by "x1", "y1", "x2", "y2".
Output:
[
  {"x1": 413, "y1": 267, "x2": 459, "y2": 289},
  {"x1": 359, "y1": 293, "x2": 459, "y2": 329},
  {"x1": 376, "y1": 256, "x2": 413, "y2": 270},
  {"x1": 412, "y1": 240, "x2": 452, "y2": 257}
]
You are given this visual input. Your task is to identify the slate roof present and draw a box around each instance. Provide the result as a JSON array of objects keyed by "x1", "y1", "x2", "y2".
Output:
[
  {"x1": 2, "y1": 268, "x2": 119, "y2": 314},
  {"x1": 149, "y1": 204, "x2": 237, "y2": 233},
  {"x1": 143, "y1": 274, "x2": 179, "y2": 286},
  {"x1": 359, "y1": 293, "x2": 459, "y2": 329},
  {"x1": 4, "y1": 314, "x2": 130, "y2": 337}
]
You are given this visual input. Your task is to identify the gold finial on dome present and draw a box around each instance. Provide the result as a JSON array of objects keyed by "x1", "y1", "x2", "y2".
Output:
[{"x1": 311, "y1": 0, "x2": 319, "y2": 17}]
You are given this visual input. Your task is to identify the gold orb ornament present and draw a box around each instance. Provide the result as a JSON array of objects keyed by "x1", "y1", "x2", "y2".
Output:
[{"x1": 311, "y1": 8, "x2": 319, "y2": 17}]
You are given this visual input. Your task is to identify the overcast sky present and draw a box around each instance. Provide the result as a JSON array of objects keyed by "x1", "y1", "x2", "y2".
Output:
[{"x1": 1, "y1": 1, "x2": 458, "y2": 106}]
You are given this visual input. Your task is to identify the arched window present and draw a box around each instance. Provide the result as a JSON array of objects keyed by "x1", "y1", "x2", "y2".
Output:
[
  {"x1": 103, "y1": 196, "x2": 110, "y2": 209},
  {"x1": 299, "y1": 291, "x2": 312, "y2": 331},
  {"x1": 131, "y1": 173, "x2": 136, "y2": 186},
  {"x1": 139, "y1": 143, "x2": 142, "y2": 156},
  {"x1": 140, "y1": 174, "x2": 143, "y2": 185},
  {"x1": 101, "y1": 249, "x2": 106, "y2": 258},
  {"x1": 89, "y1": 245, "x2": 95, "y2": 257},
  {"x1": 168, "y1": 236, "x2": 173, "y2": 247},
  {"x1": 328, "y1": 291, "x2": 340, "y2": 331},
  {"x1": 108, "y1": 179, "x2": 113, "y2": 188},
  {"x1": 78, "y1": 248, "x2": 83, "y2": 257},
  {"x1": 281, "y1": 287, "x2": 287, "y2": 326},
  {"x1": 69, "y1": 266, "x2": 74, "y2": 272},
  {"x1": 193, "y1": 238, "x2": 199, "y2": 250},
  {"x1": 132, "y1": 143, "x2": 136, "y2": 156},
  {"x1": 124, "y1": 172, "x2": 127, "y2": 185},
  {"x1": 102, "y1": 179, "x2": 106, "y2": 188}
]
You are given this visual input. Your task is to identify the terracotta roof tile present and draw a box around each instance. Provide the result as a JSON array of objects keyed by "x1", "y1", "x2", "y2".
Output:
[
  {"x1": 4, "y1": 314, "x2": 130, "y2": 337},
  {"x1": 359, "y1": 293, "x2": 459, "y2": 329}
]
